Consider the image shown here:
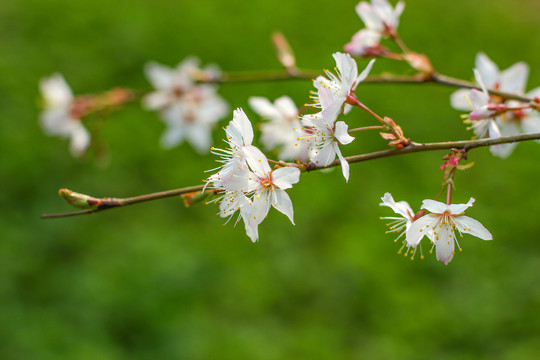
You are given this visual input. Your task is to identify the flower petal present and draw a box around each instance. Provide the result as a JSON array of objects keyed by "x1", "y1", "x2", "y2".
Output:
[
  {"x1": 499, "y1": 62, "x2": 529, "y2": 94},
  {"x1": 406, "y1": 214, "x2": 437, "y2": 247},
  {"x1": 447, "y1": 197, "x2": 475, "y2": 215},
  {"x1": 249, "y1": 97, "x2": 282, "y2": 119},
  {"x1": 334, "y1": 143, "x2": 350, "y2": 182},
  {"x1": 453, "y1": 215, "x2": 493, "y2": 240},
  {"x1": 475, "y1": 52, "x2": 499, "y2": 89},
  {"x1": 272, "y1": 189, "x2": 295, "y2": 224},
  {"x1": 334, "y1": 121, "x2": 355, "y2": 145},
  {"x1": 380, "y1": 192, "x2": 414, "y2": 220},
  {"x1": 450, "y1": 88, "x2": 472, "y2": 111},
  {"x1": 272, "y1": 167, "x2": 301, "y2": 190},
  {"x1": 434, "y1": 223, "x2": 455, "y2": 265},
  {"x1": 232, "y1": 108, "x2": 254, "y2": 145},
  {"x1": 421, "y1": 199, "x2": 448, "y2": 214},
  {"x1": 244, "y1": 145, "x2": 272, "y2": 176}
]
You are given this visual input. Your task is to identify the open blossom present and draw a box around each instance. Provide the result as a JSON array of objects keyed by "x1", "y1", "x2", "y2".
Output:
[
  {"x1": 312, "y1": 52, "x2": 375, "y2": 115},
  {"x1": 406, "y1": 198, "x2": 492, "y2": 265},
  {"x1": 243, "y1": 146, "x2": 301, "y2": 242},
  {"x1": 344, "y1": 29, "x2": 383, "y2": 57},
  {"x1": 248, "y1": 96, "x2": 308, "y2": 161},
  {"x1": 451, "y1": 53, "x2": 538, "y2": 158},
  {"x1": 355, "y1": 0, "x2": 405, "y2": 36},
  {"x1": 302, "y1": 88, "x2": 355, "y2": 182},
  {"x1": 39, "y1": 73, "x2": 90, "y2": 157},
  {"x1": 205, "y1": 108, "x2": 301, "y2": 243},
  {"x1": 380, "y1": 192, "x2": 429, "y2": 259},
  {"x1": 143, "y1": 58, "x2": 229, "y2": 153}
]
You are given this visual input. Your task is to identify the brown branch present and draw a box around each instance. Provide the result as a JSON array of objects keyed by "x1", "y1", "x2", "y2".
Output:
[{"x1": 42, "y1": 133, "x2": 540, "y2": 219}]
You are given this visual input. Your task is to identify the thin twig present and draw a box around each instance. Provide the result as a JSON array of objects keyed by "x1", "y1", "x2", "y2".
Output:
[{"x1": 42, "y1": 133, "x2": 540, "y2": 219}]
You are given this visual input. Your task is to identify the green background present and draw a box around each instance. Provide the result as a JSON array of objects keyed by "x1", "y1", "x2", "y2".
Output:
[{"x1": 1, "y1": 0, "x2": 540, "y2": 358}]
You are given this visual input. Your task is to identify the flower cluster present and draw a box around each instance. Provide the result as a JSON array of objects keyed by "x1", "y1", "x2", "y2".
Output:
[
  {"x1": 380, "y1": 193, "x2": 492, "y2": 265},
  {"x1": 451, "y1": 53, "x2": 540, "y2": 158},
  {"x1": 205, "y1": 109, "x2": 301, "y2": 242},
  {"x1": 143, "y1": 57, "x2": 230, "y2": 153}
]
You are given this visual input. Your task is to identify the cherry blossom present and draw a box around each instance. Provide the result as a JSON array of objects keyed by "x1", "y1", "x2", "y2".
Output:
[
  {"x1": 39, "y1": 73, "x2": 90, "y2": 157},
  {"x1": 406, "y1": 198, "x2": 492, "y2": 265},
  {"x1": 355, "y1": 0, "x2": 405, "y2": 37},
  {"x1": 248, "y1": 96, "x2": 308, "y2": 161},
  {"x1": 302, "y1": 89, "x2": 355, "y2": 182},
  {"x1": 311, "y1": 52, "x2": 375, "y2": 115},
  {"x1": 143, "y1": 58, "x2": 229, "y2": 153},
  {"x1": 344, "y1": 29, "x2": 383, "y2": 58},
  {"x1": 243, "y1": 146, "x2": 301, "y2": 242}
]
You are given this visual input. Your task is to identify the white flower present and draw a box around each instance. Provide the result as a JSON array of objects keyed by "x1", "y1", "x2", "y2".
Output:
[
  {"x1": 39, "y1": 73, "x2": 90, "y2": 157},
  {"x1": 206, "y1": 108, "x2": 254, "y2": 187},
  {"x1": 312, "y1": 53, "x2": 375, "y2": 115},
  {"x1": 344, "y1": 29, "x2": 383, "y2": 57},
  {"x1": 451, "y1": 53, "x2": 529, "y2": 111},
  {"x1": 249, "y1": 95, "x2": 308, "y2": 161},
  {"x1": 243, "y1": 146, "x2": 301, "y2": 242},
  {"x1": 303, "y1": 88, "x2": 355, "y2": 182},
  {"x1": 451, "y1": 54, "x2": 534, "y2": 158},
  {"x1": 406, "y1": 198, "x2": 492, "y2": 265},
  {"x1": 355, "y1": 0, "x2": 405, "y2": 36},
  {"x1": 205, "y1": 109, "x2": 301, "y2": 243},
  {"x1": 380, "y1": 192, "x2": 428, "y2": 259},
  {"x1": 143, "y1": 58, "x2": 229, "y2": 153}
]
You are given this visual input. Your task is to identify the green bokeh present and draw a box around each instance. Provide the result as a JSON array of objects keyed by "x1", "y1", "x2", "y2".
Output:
[{"x1": 1, "y1": 0, "x2": 540, "y2": 359}]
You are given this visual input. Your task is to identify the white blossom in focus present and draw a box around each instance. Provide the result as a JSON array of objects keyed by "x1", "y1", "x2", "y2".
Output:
[
  {"x1": 243, "y1": 146, "x2": 301, "y2": 242},
  {"x1": 249, "y1": 95, "x2": 308, "y2": 161},
  {"x1": 311, "y1": 53, "x2": 375, "y2": 115},
  {"x1": 143, "y1": 58, "x2": 229, "y2": 153},
  {"x1": 205, "y1": 108, "x2": 301, "y2": 243},
  {"x1": 39, "y1": 73, "x2": 90, "y2": 157},
  {"x1": 380, "y1": 192, "x2": 429, "y2": 259},
  {"x1": 406, "y1": 198, "x2": 492, "y2": 265},
  {"x1": 302, "y1": 88, "x2": 355, "y2": 182}
]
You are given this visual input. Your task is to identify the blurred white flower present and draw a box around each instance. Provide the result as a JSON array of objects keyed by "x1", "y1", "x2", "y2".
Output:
[
  {"x1": 355, "y1": 0, "x2": 405, "y2": 36},
  {"x1": 406, "y1": 198, "x2": 492, "y2": 265},
  {"x1": 143, "y1": 58, "x2": 229, "y2": 153},
  {"x1": 311, "y1": 53, "x2": 375, "y2": 115},
  {"x1": 39, "y1": 73, "x2": 90, "y2": 158},
  {"x1": 451, "y1": 54, "x2": 538, "y2": 158},
  {"x1": 344, "y1": 29, "x2": 383, "y2": 57},
  {"x1": 249, "y1": 95, "x2": 308, "y2": 161}
]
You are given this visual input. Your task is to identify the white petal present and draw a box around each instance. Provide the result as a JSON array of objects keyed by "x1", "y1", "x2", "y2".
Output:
[
  {"x1": 475, "y1": 52, "x2": 499, "y2": 89},
  {"x1": 40, "y1": 73, "x2": 74, "y2": 108},
  {"x1": 249, "y1": 97, "x2": 281, "y2": 119},
  {"x1": 272, "y1": 167, "x2": 301, "y2": 190},
  {"x1": 160, "y1": 125, "x2": 184, "y2": 149},
  {"x1": 450, "y1": 89, "x2": 473, "y2": 111},
  {"x1": 144, "y1": 62, "x2": 175, "y2": 90},
  {"x1": 453, "y1": 215, "x2": 493, "y2": 240},
  {"x1": 468, "y1": 89, "x2": 489, "y2": 109},
  {"x1": 355, "y1": 58, "x2": 376, "y2": 88},
  {"x1": 380, "y1": 192, "x2": 414, "y2": 220},
  {"x1": 334, "y1": 121, "x2": 355, "y2": 145},
  {"x1": 406, "y1": 214, "x2": 437, "y2": 247},
  {"x1": 274, "y1": 96, "x2": 298, "y2": 119},
  {"x1": 434, "y1": 223, "x2": 455, "y2": 265},
  {"x1": 185, "y1": 124, "x2": 212, "y2": 154},
  {"x1": 334, "y1": 143, "x2": 350, "y2": 182},
  {"x1": 311, "y1": 142, "x2": 336, "y2": 167},
  {"x1": 244, "y1": 145, "x2": 272, "y2": 176},
  {"x1": 447, "y1": 197, "x2": 475, "y2": 215},
  {"x1": 499, "y1": 62, "x2": 529, "y2": 94},
  {"x1": 333, "y1": 52, "x2": 357, "y2": 89},
  {"x1": 251, "y1": 195, "x2": 271, "y2": 226},
  {"x1": 272, "y1": 189, "x2": 295, "y2": 224},
  {"x1": 232, "y1": 108, "x2": 254, "y2": 145},
  {"x1": 421, "y1": 199, "x2": 448, "y2": 214},
  {"x1": 69, "y1": 124, "x2": 91, "y2": 157},
  {"x1": 521, "y1": 115, "x2": 540, "y2": 134}
]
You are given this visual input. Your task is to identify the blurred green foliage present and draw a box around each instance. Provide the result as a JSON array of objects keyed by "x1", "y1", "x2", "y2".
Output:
[{"x1": 1, "y1": 0, "x2": 540, "y2": 359}]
